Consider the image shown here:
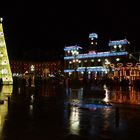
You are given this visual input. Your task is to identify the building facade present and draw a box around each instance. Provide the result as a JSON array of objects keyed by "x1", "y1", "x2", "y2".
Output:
[{"x1": 64, "y1": 33, "x2": 140, "y2": 83}]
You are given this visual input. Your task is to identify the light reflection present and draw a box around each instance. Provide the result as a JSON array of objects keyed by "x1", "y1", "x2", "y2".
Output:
[
  {"x1": 0, "y1": 85, "x2": 12, "y2": 138},
  {"x1": 0, "y1": 100, "x2": 8, "y2": 137},
  {"x1": 103, "y1": 85, "x2": 109, "y2": 102},
  {"x1": 0, "y1": 85, "x2": 13, "y2": 96},
  {"x1": 110, "y1": 86, "x2": 140, "y2": 105},
  {"x1": 69, "y1": 106, "x2": 80, "y2": 135}
]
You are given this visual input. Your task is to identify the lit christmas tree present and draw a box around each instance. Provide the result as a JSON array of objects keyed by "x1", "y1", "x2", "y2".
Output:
[{"x1": 0, "y1": 18, "x2": 13, "y2": 84}]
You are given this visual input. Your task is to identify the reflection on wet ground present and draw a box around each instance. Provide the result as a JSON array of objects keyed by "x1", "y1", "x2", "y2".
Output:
[
  {"x1": 0, "y1": 84, "x2": 140, "y2": 139},
  {"x1": 104, "y1": 85, "x2": 140, "y2": 105}
]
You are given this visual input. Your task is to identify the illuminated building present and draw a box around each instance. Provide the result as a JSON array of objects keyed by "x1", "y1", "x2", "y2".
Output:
[
  {"x1": 0, "y1": 18, "x2": 13, "y2": 84},
  {"x1": 64, "y1": 33, "x2": 140, "y2": 81},
  {"x1": 10, "y1": 60, "x2": 63, "y2": 77}
]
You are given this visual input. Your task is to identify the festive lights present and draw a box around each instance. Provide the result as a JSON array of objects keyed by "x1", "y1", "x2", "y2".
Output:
[
  {"x1": 64, "y1": 66, "x2": 108, "y2": 73},
  {"x1": 64, "y1": 45, "x2": 82, "y2": 51},
  {"x1": 109, "y1": 39, "x2": 130, "y2": 46},
  {"x1": 64, "y1": 51, "x2": 128, "y2": 60},
  {"x1": 0, "y1": 18, "x2": 13, "y2": 84},
  {"x1": 89, "y1": 33, "x2": 98, "y2": 39}
]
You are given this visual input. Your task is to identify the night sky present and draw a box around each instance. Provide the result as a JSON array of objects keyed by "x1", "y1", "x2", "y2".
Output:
[{"x1": 0, "y1": 1, "x2": 140, "y2": 60}]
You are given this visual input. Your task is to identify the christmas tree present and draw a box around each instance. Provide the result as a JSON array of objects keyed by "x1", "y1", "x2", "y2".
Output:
[{"x1": 0, "y1": 18, "x2": 13, "y2": 84}]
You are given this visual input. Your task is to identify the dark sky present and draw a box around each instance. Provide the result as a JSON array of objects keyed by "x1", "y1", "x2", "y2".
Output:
[{"x1": 0, "y1": 0, "x2": 140, "y2": 60}]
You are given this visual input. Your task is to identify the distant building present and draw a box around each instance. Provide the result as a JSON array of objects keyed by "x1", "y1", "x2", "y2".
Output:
[
  {"x1": 10, "y1": 60, "x2": 63, "y2": 78},
  {"x1": 64, "y1": 33, "x2": 140, "y2": 82}
]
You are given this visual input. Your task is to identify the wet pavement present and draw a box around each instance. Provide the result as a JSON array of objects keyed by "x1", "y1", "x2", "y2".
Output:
[{"x1": 0, "y1": 84, "x2": 140, "y2": 140}]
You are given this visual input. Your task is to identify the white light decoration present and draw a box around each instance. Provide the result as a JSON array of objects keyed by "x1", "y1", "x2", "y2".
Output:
[
  {"x1": 4, "y1": 76, "x2": 9, "y2": 81},
  {"x1": 2, "y1": 68, "x2": 8, "y2": 74},
  {"x1": 91, "y1": 42, "x2": 94, "y2": 44},
  {"x1": 105, "y1": 59, "x2": 110, "y2": 64},
  {"x1": 64, "y1": 66, "x2": 108, "y2": 73},
  {"x1": 30, "y1": 65, "x2": 35, "y2": 72},
  {"x1": 69, "y1": 72, "x2": 72, "y2": 75},
  {"x1": 0, "y1": 18, "x2": 3, "y2": 22},
  {"x1": 81, "y1": 71, "x2": 84, "y2": 74},
  {"x1": 76, "y1": 51, "x2": 79, "y2": 55},
  {"x1": 114, "y1": 45, "x2": 117, "y2": 48},
  {"x1": 116, "y1": 58, "x2": 120, "y2": 61},
  {"x1": 64, "y1": 69, "x2": 75, "y2": 73},
  {"x1": 2, "y1": 60, "x2": 7, "y2": 65},
  {"x1": 69, "y1": 61, "x2": 72, "y2": 64},
  {"x1": 0, "y1": 32, "x2": 3, "y2": 36},
  {"x1": 0, "y1": 52, "x2": 3, "y2": 57},
  {"x1": 98, "y1": 59, "x2": 101, "y2": 62},
  {"x1": 119, "y1": 44, "x2": 122, "y2": 48}
]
